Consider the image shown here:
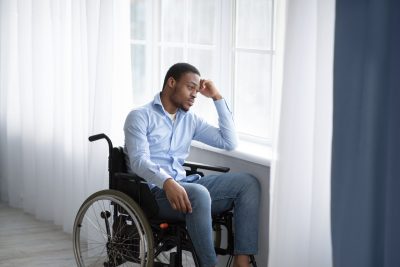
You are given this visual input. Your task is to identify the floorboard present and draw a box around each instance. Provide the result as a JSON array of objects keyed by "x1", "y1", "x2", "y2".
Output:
[{"x1": 0, "y1": 202, "x2": 76, "y2": 267}]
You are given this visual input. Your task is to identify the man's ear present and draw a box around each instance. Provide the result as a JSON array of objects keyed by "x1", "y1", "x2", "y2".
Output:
[{"x1": 167, "y1": 77, "x2": 176, "y2": 88}]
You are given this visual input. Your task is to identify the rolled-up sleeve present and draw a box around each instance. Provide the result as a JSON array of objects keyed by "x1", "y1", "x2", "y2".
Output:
[
  {"x1": 193, "y1": 99, "x2": 238, "y2": 150},
  {"x1": 124, "y1": 110, "x2": 171, "y2": 188}
]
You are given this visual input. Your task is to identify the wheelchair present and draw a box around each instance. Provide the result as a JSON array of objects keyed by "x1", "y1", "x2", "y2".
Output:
[{"x1": 73, "y1": 133, "x2": 258, "y2": 267}]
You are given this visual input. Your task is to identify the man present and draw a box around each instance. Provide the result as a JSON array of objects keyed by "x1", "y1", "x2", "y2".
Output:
[{"x1": 124, "y1": 63, "x2": 260, "y2": 267}]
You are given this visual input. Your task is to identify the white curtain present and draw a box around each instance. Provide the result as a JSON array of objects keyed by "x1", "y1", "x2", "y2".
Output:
[
  {"x1": 0, "y1": 0, "x2": 132, "y2": 233},
  {"x1": 269, "y1": 0, "x2": 335, "y2": 266}
]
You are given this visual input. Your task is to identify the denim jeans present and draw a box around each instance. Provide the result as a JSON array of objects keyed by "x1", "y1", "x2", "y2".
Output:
[{"x1": 151, "y1": 172, "x2": 261, "y2": 267}]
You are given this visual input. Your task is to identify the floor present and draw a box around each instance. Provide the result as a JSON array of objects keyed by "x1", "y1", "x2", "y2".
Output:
[
  {"x1": 0, "y1": 202, "x2": 76, "y2": 267},
  {"x1": 0, "y1": 202, "x2": 221, "y2": 267}
]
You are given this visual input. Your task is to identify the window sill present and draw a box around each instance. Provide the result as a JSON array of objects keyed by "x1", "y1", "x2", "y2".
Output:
[{"x1": 191, "y1": 140, "x2": 272, "y2": 167}]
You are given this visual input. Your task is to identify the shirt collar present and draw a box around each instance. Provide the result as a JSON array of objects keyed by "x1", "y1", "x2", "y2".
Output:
[
  {"x1": 153, "y1": 92, "x2": 163, "y2": 108},
  {"x1": 152, "y1": 92, "x2": 187, "y2": 118}
]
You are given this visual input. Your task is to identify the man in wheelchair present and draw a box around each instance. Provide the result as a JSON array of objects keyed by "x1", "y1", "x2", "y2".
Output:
[{"x1": 123, "y1": 63, "x2": 261, "y2": 267}]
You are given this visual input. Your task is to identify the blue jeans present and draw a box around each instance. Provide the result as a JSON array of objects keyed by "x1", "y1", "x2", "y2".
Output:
[{"x1": 151, "y1": 172, "x2": 260, "y2": 267}]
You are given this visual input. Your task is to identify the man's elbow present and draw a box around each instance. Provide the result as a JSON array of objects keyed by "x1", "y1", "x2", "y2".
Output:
[
  {"x1": 131, "y1": 157, "x2": 145, "y2": 170},
  {"x1": 130, "y1": 156, "x2": 145, "y2": 174},
  {"x1": 225, "y1": 140, "x2": 238, "y2": 151}
]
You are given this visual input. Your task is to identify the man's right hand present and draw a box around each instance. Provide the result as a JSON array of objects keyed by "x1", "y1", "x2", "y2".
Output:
[{"x1": 163, "y1": 178, "x2": 192, "y2": 214}]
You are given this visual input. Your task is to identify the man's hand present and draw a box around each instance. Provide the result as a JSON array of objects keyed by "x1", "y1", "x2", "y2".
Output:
[
  {"x1": 163, "y1": 178, "x2": 192, "y2": 213},
  {"x1": 199, "y1": 79, "x2": 222, "y2": 101}
]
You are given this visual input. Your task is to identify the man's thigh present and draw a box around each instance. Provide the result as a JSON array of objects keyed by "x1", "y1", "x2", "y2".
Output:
[
  {"x1": 151, "y1": 182, "x2": 211, "y2": 220},
  {"x1": 152, "y1": 187, "x2": 185, "y2": 221},
  {"x1": 194, "y1": 172, "x2": 255, "y2": 215}
]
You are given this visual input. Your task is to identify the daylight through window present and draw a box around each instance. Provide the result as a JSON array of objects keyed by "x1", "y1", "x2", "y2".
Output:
[{"x1": 130, "y1": 0, "x2": 275, "y2": 144}]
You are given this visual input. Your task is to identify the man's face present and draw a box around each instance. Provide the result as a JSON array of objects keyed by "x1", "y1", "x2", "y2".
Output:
[{"x1": 169, "y1": 72, "x2": 200, "y2": 112}]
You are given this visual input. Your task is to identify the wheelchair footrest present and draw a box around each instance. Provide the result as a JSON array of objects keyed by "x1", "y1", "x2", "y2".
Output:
[
  {"x1": 215, "y1": 247, "x2": 230, "y2": 256},
  {"x1": 169, "y1": 252, "x2": 179, "y2": 267},
  {"x1": 153, "y1": 262, "x2": 169, "y2": 267}
]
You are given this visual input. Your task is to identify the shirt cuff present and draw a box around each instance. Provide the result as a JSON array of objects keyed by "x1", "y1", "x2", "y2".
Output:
[
  {"x1": 214, "y1": 98, "x2": 232, "y2": 113},
  {"x1": 149, "y1": 168, "x2": 172, "y2": 188}
]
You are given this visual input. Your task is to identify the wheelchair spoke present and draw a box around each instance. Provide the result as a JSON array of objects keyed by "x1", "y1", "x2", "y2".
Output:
[
  {"x1": 113, "y1": 247, "x2": 139, "y2": 262},
  {"x1": 95, "y1": 199, "x2": 112, "y2": 237},
  {"x1": 73, "y1": 190, "x2": 154, "y2": 267},
  {"x1": 84, "y1": 215, "x2": 109, "y2": 240},
  {"x1": 87, "y1": 203, "x2": 109, "y2": 240},
  {"x1": 79, "y1": 243, "x2": 107, "y2": 266},
  {"x1": 112, "y1": 216, "x2": 128, "y2": 238}
]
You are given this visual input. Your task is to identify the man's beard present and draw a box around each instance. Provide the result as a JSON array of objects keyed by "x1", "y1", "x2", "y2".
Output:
[{"x1": 171, "y1": 88, "x2": 190, "y2": 112}]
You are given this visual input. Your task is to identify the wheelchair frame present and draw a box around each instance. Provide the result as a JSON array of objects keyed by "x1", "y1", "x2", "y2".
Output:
[{"x1": 73, "y1": 133, "x2": 257, "y2": 267}]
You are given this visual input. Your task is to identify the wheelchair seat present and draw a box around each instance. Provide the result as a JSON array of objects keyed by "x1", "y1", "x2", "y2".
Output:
[{"x1": 72, "y1": 133, "x2": 257, "y2": 267}]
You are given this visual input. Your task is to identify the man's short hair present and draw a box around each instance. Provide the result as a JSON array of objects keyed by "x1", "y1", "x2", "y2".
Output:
[{"x1": 162, "y1": 63, "x2": 201, "y2": 90}]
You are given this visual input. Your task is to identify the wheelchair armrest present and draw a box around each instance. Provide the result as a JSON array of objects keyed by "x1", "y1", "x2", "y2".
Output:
[
  {"x1": 114, "y1": 172, "x2": 147, "y2": 184},
  {"x1": 183, "y1": 161, "x2": 230, "y2": 173}
]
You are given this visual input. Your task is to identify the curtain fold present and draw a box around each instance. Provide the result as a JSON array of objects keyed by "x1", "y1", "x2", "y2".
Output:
[
  {"x1": 331, "y1": 1, "x2": 400, "y2": 266},
  {"x1": 268, "y1": 0, "x2": 335, "y2": 266},
  {"x1": 0, "y1": 0, "x2": 132, "y2": 233}
]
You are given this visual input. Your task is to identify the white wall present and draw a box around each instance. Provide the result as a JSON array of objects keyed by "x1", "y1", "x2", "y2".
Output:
[{"x1": 188, "y1": 146, "x2": 270, "y2": 267}]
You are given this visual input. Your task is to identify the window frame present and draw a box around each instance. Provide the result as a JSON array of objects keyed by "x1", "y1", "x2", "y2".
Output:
[{"x1": 130, "y1": 0, "x2": 276, "y2": 154}]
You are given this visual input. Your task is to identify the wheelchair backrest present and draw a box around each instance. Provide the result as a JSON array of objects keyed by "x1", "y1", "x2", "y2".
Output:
[
  {"x1": 112, "y1": 147, "x2": 127, "y2": 171},
  {"x1": 109, "y1": 146, "x2": 159, "y2": 218},
  {"x1": 110, "y1": 147, "x2": 127, "y2": 187}
]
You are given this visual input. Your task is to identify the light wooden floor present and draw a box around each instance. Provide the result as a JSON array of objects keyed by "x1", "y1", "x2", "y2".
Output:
[{"x1": 0, "y1": 202, "x2": 76, "y2": 267}]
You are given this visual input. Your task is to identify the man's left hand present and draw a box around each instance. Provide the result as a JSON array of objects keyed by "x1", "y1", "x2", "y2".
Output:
[{"x1": 199, "y1": 79, "x2": 222, "y2": 101}]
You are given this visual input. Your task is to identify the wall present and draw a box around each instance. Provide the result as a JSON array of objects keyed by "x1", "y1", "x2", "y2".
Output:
[{"x1": 188, "y1": 146, "x2": 270, "y2": 267}]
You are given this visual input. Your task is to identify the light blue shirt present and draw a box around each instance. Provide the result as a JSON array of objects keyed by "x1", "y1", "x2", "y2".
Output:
[{"x1": 123, "y1": 93, "x2": 238, "y2": 188}]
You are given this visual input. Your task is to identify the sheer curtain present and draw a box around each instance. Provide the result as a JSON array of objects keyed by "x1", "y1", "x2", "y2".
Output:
[
  {"x1": 269, "y1": 0, "x2": 335, "y2": 266},
  {"x1": 0, "y1": 0, "x2": 132, "y2": 233}
]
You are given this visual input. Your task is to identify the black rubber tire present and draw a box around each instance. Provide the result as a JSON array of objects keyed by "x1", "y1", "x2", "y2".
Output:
[{"x1": 73, "y1": 189, "x2": 154, "y2": 267}]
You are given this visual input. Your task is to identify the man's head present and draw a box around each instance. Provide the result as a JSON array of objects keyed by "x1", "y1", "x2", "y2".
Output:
[{"x1": 161, "y1": 63, "x2": 201, "y2": 112}]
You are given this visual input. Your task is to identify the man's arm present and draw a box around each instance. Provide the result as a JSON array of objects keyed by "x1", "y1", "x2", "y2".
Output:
[
  {"x1": 199, "y1": 79, "x2": 223, "y2": 101},
  {"x1": 193, "y1": 79, "x2": 238, "y2": 150},
  {"x1": 124, "y1": 110, "x2": 172, "y2": 188}
]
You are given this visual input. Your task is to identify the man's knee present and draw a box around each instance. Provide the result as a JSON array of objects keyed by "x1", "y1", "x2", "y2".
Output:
[
  {"x1": 246, "y1": 173, "x2": 261, "y2": 191},
  {"x1": 238, "y1": 173, "x2": 261, "y2": 203},
  {"x1": 183, "y1": 183, "x2": 211, "y2": 210},
  {"x1": 236, "y1": 173, "x2": 261, "y2": 192}
]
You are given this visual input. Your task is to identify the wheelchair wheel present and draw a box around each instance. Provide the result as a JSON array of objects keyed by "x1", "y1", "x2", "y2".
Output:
[{"x1": 73, "y1": 189, "x2": 154, "y2": 267}]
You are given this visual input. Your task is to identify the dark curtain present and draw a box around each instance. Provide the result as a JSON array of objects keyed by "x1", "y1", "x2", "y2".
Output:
[{"x1": 331, "y1": 0, "x2": 400, "y2": 267}]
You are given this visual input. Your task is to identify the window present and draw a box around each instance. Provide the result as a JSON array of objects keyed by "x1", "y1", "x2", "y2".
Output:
[{"x1": 130, "y1": 0, "x2": 275, "y2": 145}]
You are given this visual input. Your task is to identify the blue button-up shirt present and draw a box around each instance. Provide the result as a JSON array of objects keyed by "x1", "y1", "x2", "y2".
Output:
[{"x1": 123, "y1": 93, "x2": 238, "y2": 189}]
